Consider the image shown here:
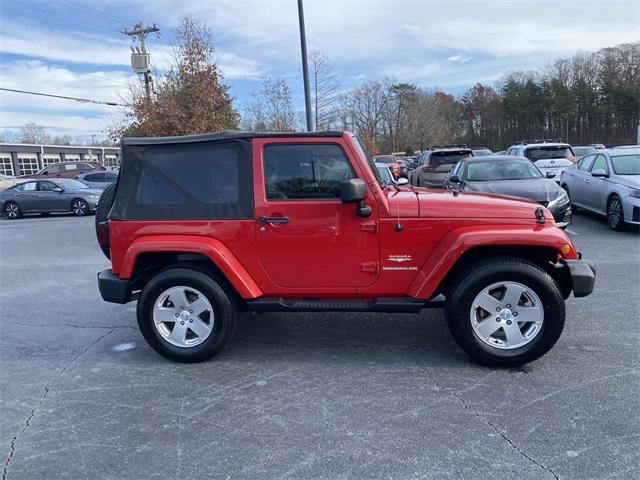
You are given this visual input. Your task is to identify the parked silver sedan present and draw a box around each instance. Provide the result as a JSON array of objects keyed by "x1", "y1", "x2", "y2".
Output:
[
  {"x1": 0, "y1": 178, "x2": 101, "y2": 219},
  {"x1": 560, "y1": 148, "x2": 640, "y2": 230}
]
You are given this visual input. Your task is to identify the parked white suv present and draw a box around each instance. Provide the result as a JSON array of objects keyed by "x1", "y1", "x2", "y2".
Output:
[{"x1": 506, "y1": 140, "x2": 575, "y2": 181}]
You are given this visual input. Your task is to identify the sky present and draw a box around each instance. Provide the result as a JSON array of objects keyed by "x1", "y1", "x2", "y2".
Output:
[{"x1": 0, "y1": 0, "x2": 638, "y2": 142}]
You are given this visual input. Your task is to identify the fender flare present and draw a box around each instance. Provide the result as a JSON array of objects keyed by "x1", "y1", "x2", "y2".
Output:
[
  {"x1": 407, "y1": 225, "x2": 575, "y2": 299},
  {"x1": 118, "y1": 235, "x2": 263, "y2": 299}
]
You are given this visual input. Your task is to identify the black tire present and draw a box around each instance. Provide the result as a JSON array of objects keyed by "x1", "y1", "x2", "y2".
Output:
[
  {"x1": 445, "y1": 256, "x2": 565, "y2": 367},
  {"x1": 95, "y1": 183, "x2": 116, "y2": 258},
  {"x1": 607, "y1": 194, "x2": 625, "y2": 231},
  {"x1": 563, "y1": 186, "x2": 578, "y2": 213},
  {"x1": 4, "y1": 201, "x2": 22, "y2": 219},
  {"x1": 137, "y1": 267, "x2": 238, "y2": 363},
  {"x1": 71, "y1": 198, "x2": 89, "y2": 216}
]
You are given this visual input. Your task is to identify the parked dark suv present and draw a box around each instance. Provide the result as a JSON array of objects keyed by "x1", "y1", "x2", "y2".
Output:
[
  {"x1": 409, "y1": 145, "x2": 473, "y2": 187},
  {"x1": 26, "y1": 161, "x2": 105, "y2": 180}
]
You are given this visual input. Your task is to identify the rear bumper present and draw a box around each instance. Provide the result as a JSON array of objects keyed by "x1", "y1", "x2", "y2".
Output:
[
  {"x1": 98, "y1": 268, "x2": 132, "y2": 304},
  {"x1": 564, "y1": 258, "x2": 596, "y2": 298}
]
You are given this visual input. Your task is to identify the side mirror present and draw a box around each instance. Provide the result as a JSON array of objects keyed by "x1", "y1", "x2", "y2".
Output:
[
  {"x1": 546, "y1": 171, "x2": 556, "y2": 178},
  {"x1": 591, "y1": 169, "x2": 608, "y2": 177},
  {"x1": 449, "y1": 175, "x2": 461, "y2": 183},
  {"x1": 340, "y1": 178, "x2": 366, "y2": 203},
  {"x1": 53, "y1": 187, "x2": 63, "y2": 193},
  {"x1": 340, "y1": 178, "x2": 371, "y2": 218},
  {"x1": 397, "y1": 177, "x2": 409, "y2": 186}
]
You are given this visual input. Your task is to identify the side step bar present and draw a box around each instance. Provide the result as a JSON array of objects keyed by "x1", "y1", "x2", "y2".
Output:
[{"x1": 245, "y1": 297, "x2": 445, "y2": 313}]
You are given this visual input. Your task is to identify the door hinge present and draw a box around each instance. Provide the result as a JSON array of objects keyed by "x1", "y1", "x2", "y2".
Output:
[
  {"x1": 360, "y1": 221, "x2": 378, "y2": 233},
  {"x1": 360, "y1": 261, "x2": 379, "y2": 274}
]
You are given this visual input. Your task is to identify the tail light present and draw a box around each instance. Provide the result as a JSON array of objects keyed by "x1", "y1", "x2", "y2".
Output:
[
  {"x1": 422, "y1": 165, "x2": 433, "y2": 172},
  {"x1": 97, "y1": 221, "x2": 110, "y2": 250}
]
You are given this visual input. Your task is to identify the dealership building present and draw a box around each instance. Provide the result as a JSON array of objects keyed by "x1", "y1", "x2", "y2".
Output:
[{"x1": 0, "y1": 143, "x2": 121, "y2": 177}]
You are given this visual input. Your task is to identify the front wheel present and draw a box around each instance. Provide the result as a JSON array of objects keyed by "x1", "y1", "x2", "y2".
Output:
[
  {"x1": 71, "y1": 198, "x2": 89, "y2": 216},
  {"x1": 137, "y1": 268, "x2": 238, "y2": 363},
  {"x1": 445, "y1": 257, "x2": 565, "y2": 367},
  {"x1": 607, "y1": 195, "x2": 625, "y2": 231},
  {"x1": 4, "y1": 201, "x2": 22, "y2": 219}
]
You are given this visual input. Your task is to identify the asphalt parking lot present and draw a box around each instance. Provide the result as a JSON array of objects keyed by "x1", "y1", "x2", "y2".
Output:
[{"x1": 0, "y1": 212, "x2": 638, "y2": 480}]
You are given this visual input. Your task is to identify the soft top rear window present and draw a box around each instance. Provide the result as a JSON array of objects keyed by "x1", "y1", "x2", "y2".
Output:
[{"x1": 110, "y1": 139, "x2": 253, "y2": 220}]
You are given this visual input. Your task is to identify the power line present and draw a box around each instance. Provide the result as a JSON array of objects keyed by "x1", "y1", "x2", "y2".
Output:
[{"x1": 0, "y1": 88, "x2": 126, "y2": 107}]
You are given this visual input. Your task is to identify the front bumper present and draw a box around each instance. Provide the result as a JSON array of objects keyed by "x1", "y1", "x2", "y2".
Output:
[
  {"x1": 564, "y1": 259, "x2": 596, "y2": 298},
  {"x1": 98, "y1": 268, "x2": 132, "y2": 304}
]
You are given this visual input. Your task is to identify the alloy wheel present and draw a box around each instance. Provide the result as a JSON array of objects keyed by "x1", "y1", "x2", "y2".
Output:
[
  {"x1": 470, "y1": 281, "x2": 544, "y2": 350},
  {"x1": 72, "y1": 199, "x2": 88, "y2": 216},
  {"x1": 152, "y1": 286, "x2": 215, "y2": 348},
  {"x1": 5, "y1": 203, "x2": 19, "y2": 219},
  {"x1": 607, "y1": 197, "x2": 623, "y2": 229}
]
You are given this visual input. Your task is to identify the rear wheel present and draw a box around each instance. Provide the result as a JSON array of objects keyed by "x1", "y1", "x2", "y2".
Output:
[
  {"x1": 445, "y1": 257, "x2": 565, "y2": 367},
  {"x1": 137, "y1": 268, "x2": 238, "y2": 363},
  {"x1": 607, "y1": 195, "x2": 625, "y2": 231},
  {"x1": 4, "y1": 201, "x2": 21, "y2": 219},
  {"x1": 71, "y1": 198, "x2": 88, "y2": 216}
]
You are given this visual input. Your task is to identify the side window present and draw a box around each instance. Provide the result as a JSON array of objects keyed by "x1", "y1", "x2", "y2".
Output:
[
  {"x1": 47, "y1": 165, "x2": 62, "y2": 174},
  {"x1": 64, "y1": 164, "x2": 79, "y2": 171},
  {"x1": 264, "y1": 144, "x2": 355, "y2": 200},
  {"x1": 590, "y1": 155, "x2": 609, "y2": 174},
  {"x1": 579, "y1": 154, "x2": 596, "y2": 171},
  {"x1": 38, "y1": 181, "x2": 57, "y2": 192},
  {"x1": 105, "y1": 173, "x2": 118, "y2": 181},
  {"x1": 21, "y1": 182, "x2": 37, "y2": 191},
  {"x1": 85, "y1": 173, "x2": 104, "y2": 182}
]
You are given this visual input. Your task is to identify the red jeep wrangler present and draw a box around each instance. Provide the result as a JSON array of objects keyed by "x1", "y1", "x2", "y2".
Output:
[{"x1": 96, "y1": 131, "x2": 595, "y2": 366}]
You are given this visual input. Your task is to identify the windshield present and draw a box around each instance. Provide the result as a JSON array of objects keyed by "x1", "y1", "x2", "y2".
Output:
[
  {"x1": 572, "y1": 146, "x2": 596, "y2": 157},
  {"x1": 430, "y1": 151, "x2": 472, "y2": 166},
  {"x1": 610, "y1": 154, "x2": 640, "y2": 175},
  {"x1": 55, "y1": 179, "x2": 89, "y2": 190},
  {"x1": 353, "y1": 136, "x2": 384, "y2": 186},
  {"x1": 467, "y1": 160, "x2": 543, "y2": 181},
  {"x1": 524, "y1": 146, "x2": 572, "y2": 161}
]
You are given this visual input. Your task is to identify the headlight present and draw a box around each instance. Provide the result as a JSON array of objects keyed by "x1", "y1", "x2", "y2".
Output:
[
  {"x1": 547, "y1": 190, "x2": 569, "y2": 209},
  {"x1": 628, "y1": 188, "x2": 640, "y2": 199}
]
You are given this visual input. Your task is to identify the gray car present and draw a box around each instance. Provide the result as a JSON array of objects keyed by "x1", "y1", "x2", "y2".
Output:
[
  {"x1": 76, "y1": 171, "x2": 118, "y2": 189},
  {"x1": 1, "y1": 178, "x2": 101, "y2": 219},
  {"x1": 560, "y1": 148, "x2": 640, "y2": 230}
]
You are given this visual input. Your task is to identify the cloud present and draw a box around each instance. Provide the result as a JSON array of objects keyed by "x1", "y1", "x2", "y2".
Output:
[
  {"x1": 446, "y1": 56, "x2": 472, "y2": 63},
  {"x1": 0, "y1": 20, "x2": 266, "y2": 79}
]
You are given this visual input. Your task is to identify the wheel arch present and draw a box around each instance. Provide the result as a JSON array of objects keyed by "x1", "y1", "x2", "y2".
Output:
[
  {"x1": 118, "y1": 235, "x2": 263, "y2": 300},
  {"x1": 407, "y1": 226, "x2": 576, "y2": 300}
]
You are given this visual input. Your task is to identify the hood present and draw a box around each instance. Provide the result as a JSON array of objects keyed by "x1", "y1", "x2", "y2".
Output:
[
  {"x1": 465, "y1": 179, "x2": 561, "y2": 204},
  {"x1": 409, "y1": 187, "x2": 549, "y2": 220},
  {"x1": 613, "y1": 175, "x2": 640, "y2": 189}
]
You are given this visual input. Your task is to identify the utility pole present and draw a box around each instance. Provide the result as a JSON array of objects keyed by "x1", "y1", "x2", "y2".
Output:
[
  {"x1": 122, "y1": 22, "x2": 160, "y2": 101},
  {"x1": 297, "y1": 0, "x2": 313, "y2": 132}
]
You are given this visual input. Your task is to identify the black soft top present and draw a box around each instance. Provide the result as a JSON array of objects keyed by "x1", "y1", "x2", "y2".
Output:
[{"x1": 121, "y1": 130, "x2": 344, "y2": 146}]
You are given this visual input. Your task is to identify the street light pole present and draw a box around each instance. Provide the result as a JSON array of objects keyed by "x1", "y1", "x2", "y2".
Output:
[{"x1": 297, "y1": 0, "x2": 313, "y2": 132}]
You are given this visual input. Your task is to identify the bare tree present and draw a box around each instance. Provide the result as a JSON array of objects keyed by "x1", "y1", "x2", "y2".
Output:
[
  {"x1": 309, "y1": 50, "x2": 340, "y2": 130},
  {"x1": 341, "y1": 81, "x2": 390, "y2": 146},
  {"x1": 20, "y1": 122, "x2": 50, "y2": 144},
  {"x1": 111, "y1": 16, "x2": 238, "y2": 139},
  {"x1": 243, "y1": 78, "x2": 295, "y2": 132}
]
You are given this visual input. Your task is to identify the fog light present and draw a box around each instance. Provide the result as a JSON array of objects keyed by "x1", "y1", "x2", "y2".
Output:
[{"x1": 560, "y1": 244, "x2": 571, "y2": 255}]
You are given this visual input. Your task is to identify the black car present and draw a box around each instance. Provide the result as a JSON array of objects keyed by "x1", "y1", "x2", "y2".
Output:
[{"x1": 445, "y1": 155, "x2": 572, "y2": 228}]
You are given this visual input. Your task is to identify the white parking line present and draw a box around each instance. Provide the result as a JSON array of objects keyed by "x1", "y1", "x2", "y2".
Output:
[{"x1": 566, "y1": 228, "x2": 580, "y2": 236}]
